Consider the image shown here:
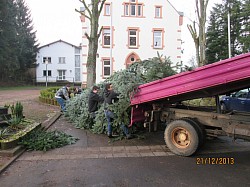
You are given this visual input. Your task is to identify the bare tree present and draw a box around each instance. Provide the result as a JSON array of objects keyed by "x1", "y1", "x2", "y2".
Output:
[
  {"x1": 188, "y1": 0, "x2": 209, "y2": 66},
  {"x1": 76, "y1": 0, "x2": 106, "y2": 88}
]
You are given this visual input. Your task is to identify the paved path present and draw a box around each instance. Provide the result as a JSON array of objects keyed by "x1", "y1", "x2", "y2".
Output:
[{"x1": 17, "y1": 115, "x2": 250, "y2": 162}]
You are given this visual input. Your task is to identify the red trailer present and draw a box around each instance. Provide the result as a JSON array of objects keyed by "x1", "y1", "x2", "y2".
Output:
[{"x1": 130, "y1": 53, "x2": 250, "y2": 156}]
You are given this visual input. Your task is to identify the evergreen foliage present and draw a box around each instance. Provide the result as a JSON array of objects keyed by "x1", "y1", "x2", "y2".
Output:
[
  {"x1": 206, "y1": 0, "x2": 250, "y2": 63},
  {"x1": 19, "y1": 127, "x2": 79, "y2": 151},
  {"x1": 0, "y1": 0, "x2": 38, "y2": 82},
  {"x1": 65, "y1": 56, "x2": 178, "y2": 135}
]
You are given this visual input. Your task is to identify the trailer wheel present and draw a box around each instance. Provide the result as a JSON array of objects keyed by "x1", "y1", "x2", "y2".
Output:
[
  {"x1": 181, "y1": 118, "x2": 206, "y2": 148},
  {"x1": 164, "y1": 120, "x2": 199, "y2": 156}
]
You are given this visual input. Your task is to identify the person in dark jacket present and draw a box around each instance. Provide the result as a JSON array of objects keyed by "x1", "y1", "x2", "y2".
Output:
[
  {"x1": 73, "y1": 87, "x2": 82, "y2": 96},
  {"x1": 88, "y1": 86, "x2": 103, "y2": 118},
  {"x1": 55, "y1": 84, "x2": 70, "y2": 112},
  {"x1": 104, "y1": 83, "x2": 132, "y2": 139}
]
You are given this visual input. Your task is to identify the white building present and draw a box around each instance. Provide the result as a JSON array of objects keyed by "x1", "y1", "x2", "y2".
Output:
[
  {"x1": 36, "y1": 40, "x2": 82, "y2": 85},
  {"x1": 80, "y1": 0, "x2": 183, "y2": 86}
]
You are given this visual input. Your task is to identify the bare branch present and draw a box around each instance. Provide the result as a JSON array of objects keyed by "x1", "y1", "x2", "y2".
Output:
[
  {"x1": 98, "y1": 0, "x2": 106, "y2": 17},
  {"x1": 79, "y1": 0, "x2": 92, "y2": 18},
  {"x1": 75, "y1": 8, "x2": 91, "y2": 20},
  {"x1": 85, "y1": 32, "x2": 90, "y2": 40},
  {"x1": 97, "y1": 26, "x2": 103, "y2": 39},
  {"x1": 196, "y1": 0, "x2": 200, "y2": 19},
  {"x1": 204, "y1": 0, "x2": 209, "y2": 20}
]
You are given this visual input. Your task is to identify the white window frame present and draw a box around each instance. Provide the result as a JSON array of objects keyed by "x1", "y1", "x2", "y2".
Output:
[
  {"x1": 103, "y1": 28, "x2": 111, "y2": 47},
  {"x1": 43, "y1": 70, "x2": 52, "y2": 77},
  {"x1": 58, "y1": 70, "x2": 66, "y2": 80},
  {"x1": 75, "y1": 68, "x2": 81, "y2": 81},
  {"x1": 105, "y1": 3, "x2": 110, "y2": 16},
  {"x1": 137, "y1": 5, "x2": 142, "y2": 16},
  {"x1": 125, "y1": 4, "x2": 129, "y2": 16},
  {"x1": 103, "y1": 59, "x2": 111, "y2": 77},
  {"x1": 58, "y1": 57, "x2": 66, "y2": 64},
  {"x1": 124, "y1": 1, "x2": 143, "y2": 17},
  {"x1": 43, "y1": 57, "x2": 51, "y2": 64},
  {"x1": 75, "y1": 55, "x2": 80, "y2": 67},
  {"x1": 130, "y1": 3, "x2": 136, "y2": 16},
  {"x1": 129, "y1": 29, "x2": 138, "y2": 48},
  {"x1": 155, "y1": 7, "x2": 162, "y2": 18},
  {"x1": 153, "y1": 30, "x2": 163, "y2": 49}
]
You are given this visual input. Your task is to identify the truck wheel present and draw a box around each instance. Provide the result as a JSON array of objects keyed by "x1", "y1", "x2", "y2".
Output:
[
  {"x1": 181, "y1": 118, "x2": 206, "y2": 148},
  {"x1": 164, "y1": 120, "x2": 199, "y2": 156}
]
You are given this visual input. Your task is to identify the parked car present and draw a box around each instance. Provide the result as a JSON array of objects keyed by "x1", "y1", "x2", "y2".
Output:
[{"x1": 220, "y1": 88, "x2": 250, "y2": 112}]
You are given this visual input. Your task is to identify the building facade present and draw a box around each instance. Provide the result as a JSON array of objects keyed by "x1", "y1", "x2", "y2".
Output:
[
  {"x1": 80, "y1": 0, "x2": 183, "y2": 85},
  {"x1": 36, "y1": 40, "x2": 82, "y2": 84}
]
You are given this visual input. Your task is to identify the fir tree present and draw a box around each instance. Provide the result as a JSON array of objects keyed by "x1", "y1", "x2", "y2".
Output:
[
  {"x1": 0, "y1": 0, "x2": 19, "y2": 81},
  {"x1": 206, "y1": 0, "x2": 250, "y2": 63},
  {"x1": 0, "y1": 0, "x2": 38, "y2": 82},
  {"x1": 15, "y1": 0, "x2": 39, "y2": 81}
]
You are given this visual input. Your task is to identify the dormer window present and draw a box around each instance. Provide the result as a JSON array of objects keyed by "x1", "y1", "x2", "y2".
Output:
[
  {"x1": 124, "y1": 0, "x2": 143, "y2": 17},
  {"x1": 104, "y1": 3, "x2": 110, "y2": 16},
  {"x1": 155, "y1": 6, "x2": 162, "y2": 18}
]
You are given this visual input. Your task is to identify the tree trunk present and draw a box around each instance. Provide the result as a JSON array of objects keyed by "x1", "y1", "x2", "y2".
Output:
[
  {"x1": 86, "y1": 38, "x2": 98, "y2": 87},
  {"x1": 198, "y1": 0, "x2": 208, "y2": 66},
  {"x1": 188, "y1": 22, "x2": 200, "y2": 66},
  {"x1": 78, "y1": 0, "x2": 105, "y2": 88},
  {"x1": 86, "y1": 1, "x2": 101, "y2": 88}
]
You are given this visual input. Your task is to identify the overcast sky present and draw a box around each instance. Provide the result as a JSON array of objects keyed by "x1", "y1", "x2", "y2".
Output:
[{"x1": 25, "y1": 0, "x2": 221, "y2": 65}]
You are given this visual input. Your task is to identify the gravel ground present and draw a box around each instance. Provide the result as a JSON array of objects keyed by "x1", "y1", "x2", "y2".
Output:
[
  {"x1": 0, "y1": 89, "x2": 59, "y2": 123},
  {"x1": 0, "y1": 88, "x2": 60, "y2": 170}
]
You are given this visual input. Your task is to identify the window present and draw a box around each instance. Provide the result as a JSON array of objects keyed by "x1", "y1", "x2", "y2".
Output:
[
  {"x1": 125, "y1": 4, "x2": 129, "y2": 16},
  {"x1": 125, "y1": 53, "x2": 140, "y2": 68},
  {"x1": 59, "y1": 57, "x2": 66, "y2": 64},
  {"x1": 128, "y1": 29, "x2": 139, "y2": 48},
  {"x1": 137, "y1": 5, "x2": 142, "y2": 16},
  {"x1": 75, "y1": 55, "x2": 80, "y2": 67},
  {"x1": 155, "y1": 6, "x2": 162, "y2": 18},
  {"x1": 124, "y1": 1, "x2": 143, "y2": 17},
  {"x1": 43, "y1": 70, "x2": 51, "y2": 77},
  {"x1": 153, "y1": 30, "x2": 163, "y2": 49},
  {"x1": 75, "y1": 48, "x2": 80, "y2": 54},
  {"x1": 58, "y1": 70, "x2": 66, "y2": 80},
  {"x1": 103, "y1": 59, "x2": 111, "y2": 77},
  {"x1": 75, "y1": 68, "x2": 80, "y2": 81},
  {"x1": 43, "y1": 57, "x2": 51, "y2": 63},
  {"x1": 130, "y1": 4, "x2": 136, "y2": 16},
  {"x1": 103, "y1": 28, "x2": 110, "y2": 47},
  {"x1": 104, "y1": 3, "x2": 110, "y2": 16}
]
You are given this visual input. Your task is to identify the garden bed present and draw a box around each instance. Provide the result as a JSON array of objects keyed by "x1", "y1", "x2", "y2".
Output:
[{"x1": 0, "y1": 120, "x2": 41, "y2": 150}]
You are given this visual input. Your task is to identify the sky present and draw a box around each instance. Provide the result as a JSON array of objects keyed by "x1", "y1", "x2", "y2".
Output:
[{"x1": 25, "y1": 0, "x2": 222, "y2": 65}]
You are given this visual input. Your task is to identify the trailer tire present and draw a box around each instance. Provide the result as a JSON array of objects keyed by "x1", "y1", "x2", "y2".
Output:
[
  {"x1": 164, "y1": 120, "x2": 199, "y2": 156},
  {"x1": 181, "y1": 118, "x2": 206, "y2": 148}
]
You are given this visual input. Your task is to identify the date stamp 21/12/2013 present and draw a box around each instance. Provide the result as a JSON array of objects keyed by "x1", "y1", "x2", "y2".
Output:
[{"x1": 196, "y1": 157, "x2": 235, "y2": 165}]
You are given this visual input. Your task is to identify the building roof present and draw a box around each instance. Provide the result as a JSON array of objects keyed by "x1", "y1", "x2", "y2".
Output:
[{"x1": 38, "y1": 39, "x2": 81, "y2": 49}]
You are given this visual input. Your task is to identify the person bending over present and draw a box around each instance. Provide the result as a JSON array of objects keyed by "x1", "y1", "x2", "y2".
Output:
[{"x1": 55, "y1": 84, "x2": 70, "y2": 112}]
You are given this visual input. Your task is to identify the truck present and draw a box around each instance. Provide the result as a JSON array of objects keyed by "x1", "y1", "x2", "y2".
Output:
[{"x1": 130, "y1": 52, "x2": 250, "y2": 156}]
